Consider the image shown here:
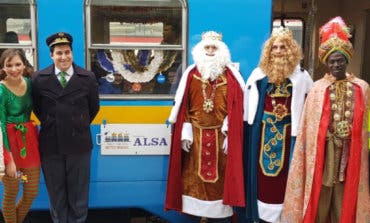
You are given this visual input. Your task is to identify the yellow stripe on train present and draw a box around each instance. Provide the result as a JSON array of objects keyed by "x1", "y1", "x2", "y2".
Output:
[
  {"x1": 31, "y1": 106, "x2": 172, "y2": 125},
  {"x1": 92, "y1": 106, "x2": 172, "y2": 124}
]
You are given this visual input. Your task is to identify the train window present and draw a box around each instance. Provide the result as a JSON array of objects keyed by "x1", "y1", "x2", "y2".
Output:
[
  {"x1": 85, "y1": 0, "x2": 187, "y2": 99},
  {"x1": 273, "y1": 18, "x2": 304, "y2": 47},
  {"x1": 0, "y1": 0, "x2": 36, "y2": 68}
]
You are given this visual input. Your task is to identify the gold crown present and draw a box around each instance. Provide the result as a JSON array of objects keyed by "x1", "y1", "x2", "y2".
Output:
[
  {"x1": 201, "y1": 31, "x2": 222, "y2": 41},
  {"x1": 271, "y1": 26, "x2": 293, "y2": 39}
]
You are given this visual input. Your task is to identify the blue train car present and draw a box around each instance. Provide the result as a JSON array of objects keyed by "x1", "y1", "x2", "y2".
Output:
[{"x1": 0, "y1": 0, "x2": 271, "y2": 221}]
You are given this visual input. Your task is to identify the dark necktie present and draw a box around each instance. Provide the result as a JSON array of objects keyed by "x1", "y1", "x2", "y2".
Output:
[{"x1": 59, "y1": 71, "x2": 67, "y2": 88}]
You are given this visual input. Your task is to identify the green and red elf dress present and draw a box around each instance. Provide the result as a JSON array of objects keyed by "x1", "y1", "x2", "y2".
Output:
[{"x1": 0, "y1": 78, "x2": 40, "y2": 169}]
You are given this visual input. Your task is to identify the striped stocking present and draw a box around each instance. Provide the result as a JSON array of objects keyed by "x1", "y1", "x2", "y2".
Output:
[{"x1": 2, "y1": 167, "x2": 40, "y2": 223}]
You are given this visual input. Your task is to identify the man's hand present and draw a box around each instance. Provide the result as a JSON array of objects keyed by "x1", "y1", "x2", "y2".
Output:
[{"x1": 181, "y1": 140, "x2": 192, "y2": 152}]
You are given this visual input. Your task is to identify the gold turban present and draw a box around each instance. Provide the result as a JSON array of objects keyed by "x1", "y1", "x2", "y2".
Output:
[{"x1": 318, "y1": 17, "x2": 353, "y2": 64}]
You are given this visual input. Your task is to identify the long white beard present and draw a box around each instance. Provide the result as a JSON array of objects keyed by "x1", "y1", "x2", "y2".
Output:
[{"x1": 196, "y1": 55, "x2": 226, "y2": 81}]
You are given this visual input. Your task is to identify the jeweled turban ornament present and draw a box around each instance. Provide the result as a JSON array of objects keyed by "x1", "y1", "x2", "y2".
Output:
[{"x1": 318, "y1": 16, "x2": 354, "y2": 64}]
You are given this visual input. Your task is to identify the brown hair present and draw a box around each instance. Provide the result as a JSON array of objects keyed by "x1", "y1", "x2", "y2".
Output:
[{"x1": 0, "y1": 49, "x2": 33, "y2": 80}]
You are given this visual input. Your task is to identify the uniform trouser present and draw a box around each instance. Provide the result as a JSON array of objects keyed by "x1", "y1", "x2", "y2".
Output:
[
  {"x1": 315, "y1": 183, "x2": 344, "y2": 223},
  {"x1": 41, "y1": 151, "x2": 91, "y2": 223},
  {"x1": 2, "y1": 167, "x2": 40, "y2": 223}
]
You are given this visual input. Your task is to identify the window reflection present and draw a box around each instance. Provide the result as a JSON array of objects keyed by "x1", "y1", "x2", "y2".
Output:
[
  {"x1": 93, "y1": 49, "x2": 182, "y2": 94},
  {"x1": 109, "y1": 22, "x2": 163, "y2": 44},
  {"x1": 0, "y1": 2, "x2": 35, "y2": 67},
  {"x1": 90, "y1": 6, "x2": 182, "y2": 45},
  {"x1": 87, "y1": 0, "x2": 185, "y2": 96}
]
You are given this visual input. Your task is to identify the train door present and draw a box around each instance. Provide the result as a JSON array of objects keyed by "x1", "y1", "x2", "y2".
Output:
[
  {"x1": 273, "y1": 0, "x2": 370, "y2": 81},
  {"x1": 362, "y1": 10, "x2": 370, "y2": 84}
]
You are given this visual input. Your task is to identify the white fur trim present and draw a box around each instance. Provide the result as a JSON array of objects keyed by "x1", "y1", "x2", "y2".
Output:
[
  {"x1": 257, "y1": 199, "x2": 283, "y2": 223},
  {"x1": 221, "y1": 116, "x2": 228, "y2": 135},
  {"x1": 222, "y1": 136, "x2": 228, "y2": 154},
  {"x1": 289, "y1": 67, "x2": 313, "y2": 135},
  {"x1": 168, "y1": 65, "x2": 196, "y2": 123},
  {"x1": 244, "y1": 66, "x2": 313, "y2": 136},
  {"x1": 244, "y1": 68, "x2": 266, "y2": 123},
  {"x1": 181, "y1": 122, "x2": 193, "y2": 143},
  {"x1": 182, "y1": 195, "x2": 233, "y2": 218},
  {"x1": 168, "y1": 64, "x2": 245, "y2": 124}
]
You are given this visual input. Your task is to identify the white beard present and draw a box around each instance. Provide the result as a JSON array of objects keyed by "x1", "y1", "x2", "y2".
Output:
[
  {"x1": 196, "y1": 55, "x2": 226, "y2": 81},
  {"x1": 192, "y1": 40, "x2": 231, "y2": 81}
]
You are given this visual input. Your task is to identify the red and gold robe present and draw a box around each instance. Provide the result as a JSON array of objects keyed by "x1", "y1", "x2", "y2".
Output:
[
  {"x1": 165, "y1": 64, "x2": 245, "y2": 217},
  {"x1": 281, "y1": 73, "x2": 370, "y2": 223}
]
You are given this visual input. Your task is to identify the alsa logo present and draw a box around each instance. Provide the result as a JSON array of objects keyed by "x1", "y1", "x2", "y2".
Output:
[{"x1": 133, "y1": 137, "x2": 168, "y2": 146}]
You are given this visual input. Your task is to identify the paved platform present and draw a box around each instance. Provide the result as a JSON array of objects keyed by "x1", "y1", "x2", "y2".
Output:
[{"x1": 0, "y1": 208, "x2": 168, "y2": 223}]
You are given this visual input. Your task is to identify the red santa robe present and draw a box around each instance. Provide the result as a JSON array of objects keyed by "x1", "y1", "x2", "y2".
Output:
[{"x1": 165, "y1": 64, "x2": 245, "y2": 216}]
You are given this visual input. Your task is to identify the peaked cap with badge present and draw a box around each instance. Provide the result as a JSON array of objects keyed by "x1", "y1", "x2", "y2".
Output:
[{"x1": 46, "y1": 32, "x2": 73, "y2": 48}]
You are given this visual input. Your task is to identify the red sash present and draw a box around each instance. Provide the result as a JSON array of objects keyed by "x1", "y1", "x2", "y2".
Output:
[{"x1": 6, "y1": 121, "x2": 40, "y2": 168}]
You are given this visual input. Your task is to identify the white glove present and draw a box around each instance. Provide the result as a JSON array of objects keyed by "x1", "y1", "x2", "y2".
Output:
[
  {"x1": 181, "y1": 140, "x2": 192, "y2": 152},
  {"x1": 222, "y1": 136, "x2": 228, "y2": 154}
]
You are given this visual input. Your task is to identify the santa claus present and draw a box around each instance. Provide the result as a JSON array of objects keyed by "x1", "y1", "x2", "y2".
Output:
[{"x1": 165, "y1": 31, "x2": 245, "y2": 222}]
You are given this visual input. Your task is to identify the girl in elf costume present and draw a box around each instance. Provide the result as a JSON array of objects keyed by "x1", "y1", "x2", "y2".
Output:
[{"x1": 0, "y1": 49, "x2": 40, "y2": 223}]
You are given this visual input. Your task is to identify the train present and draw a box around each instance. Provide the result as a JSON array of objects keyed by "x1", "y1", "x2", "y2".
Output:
[{"x1": 0, "y1": 0, "x2": 369, "y2": 222}]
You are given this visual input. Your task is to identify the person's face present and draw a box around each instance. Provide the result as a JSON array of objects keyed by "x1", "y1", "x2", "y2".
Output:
[
  {"x1": 204, "y1": 45, "x2": 218, "y2": 57},
  {"x1": 163, "y1": 25, "x2": 176, "y2": 43},
  {"x1": 271, "y1": 39, "x2": 286, "y2": 57},
  {"x1": 51, "y1": 44, "x2": 73, "y2": 71},
  {"x1": 113, "y1": 74, "x2": 123, "y2": 84},
  {"x1": 326, "y1": 51, "x2": 347, "y2": 80},
  {"x1": 2, "y1": 55, "x2": 25, "y2": 80}
]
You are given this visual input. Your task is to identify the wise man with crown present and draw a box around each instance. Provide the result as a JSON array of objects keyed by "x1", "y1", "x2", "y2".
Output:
[
  {"x1": 280, "y1": 16, "x2": 369, "y2": 223},
  {"x1": 165, "y1": 31, "x2": 245, "y2": 222},
  {"x1": 237, "y1": 27, "x2": 313, "y2": 223}
]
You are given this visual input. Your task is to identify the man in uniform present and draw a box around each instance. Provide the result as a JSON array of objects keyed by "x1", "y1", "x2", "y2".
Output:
[{"x1": 32, "y1": 32, "x2": 100, "y2": 223}]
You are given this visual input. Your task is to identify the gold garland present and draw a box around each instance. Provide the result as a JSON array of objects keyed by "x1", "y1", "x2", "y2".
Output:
[
  {"x1": 122, "y1": 50, "x2": 153, "y2": 72},
  {"x1": 157, "y1": 50, "x2": 177, "y2": 73},
  {"x1": 122, "y1": 50, "x2": 177, "y2": 74}
]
